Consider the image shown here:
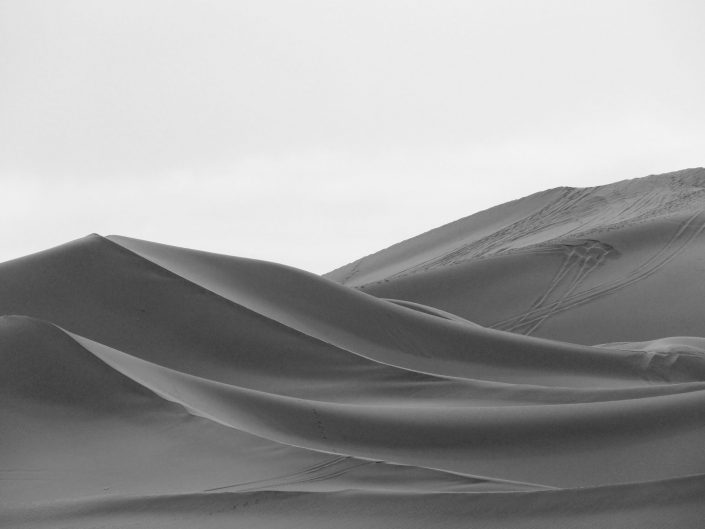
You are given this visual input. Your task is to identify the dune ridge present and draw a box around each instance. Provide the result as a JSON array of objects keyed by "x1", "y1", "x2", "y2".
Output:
[{"x1": 2, "y1": 170, "x2": 705, "y2": 527}]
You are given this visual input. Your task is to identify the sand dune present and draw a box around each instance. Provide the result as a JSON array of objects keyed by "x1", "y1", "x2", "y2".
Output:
[
  {"x1": 2, "y1": 170, "x2": 705, "y2": 527},
  {"x1": 330, "y1": 168, "x2": 705, "y2": 344}
]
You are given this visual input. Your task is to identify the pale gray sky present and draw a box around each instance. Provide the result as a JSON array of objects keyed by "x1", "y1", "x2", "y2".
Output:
[{"x1": 2, "y1": 0, "x2": 704, "y2": 272}]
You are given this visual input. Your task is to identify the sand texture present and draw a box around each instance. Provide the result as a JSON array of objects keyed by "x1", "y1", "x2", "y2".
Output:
[{"x1": 2, "y1": 170, "x2": 705, "y2": 527}]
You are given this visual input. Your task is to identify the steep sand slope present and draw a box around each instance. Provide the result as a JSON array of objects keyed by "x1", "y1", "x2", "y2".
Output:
[{"x1": 328, "y1": 169, "x2": 705, "y2": 344}]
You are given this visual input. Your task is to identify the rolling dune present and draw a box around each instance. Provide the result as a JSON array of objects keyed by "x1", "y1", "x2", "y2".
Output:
[{"x1": 2, "y1": 170, "x2": 705, "y2": 527}]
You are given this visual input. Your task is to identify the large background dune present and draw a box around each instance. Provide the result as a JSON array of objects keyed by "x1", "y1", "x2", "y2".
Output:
[{"x1": 330, "y1": 168, "x2": 705, "y2": 344}]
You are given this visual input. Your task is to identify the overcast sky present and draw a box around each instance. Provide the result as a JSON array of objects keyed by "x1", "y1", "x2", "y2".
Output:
[{"x1": 2, "y1": 0, "x2": 704, "y2": 273}]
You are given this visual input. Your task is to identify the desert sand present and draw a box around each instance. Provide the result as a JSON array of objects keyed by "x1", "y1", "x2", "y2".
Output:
[{"x1": 2, "y1": 169, "x2": 705, "y2": 527}]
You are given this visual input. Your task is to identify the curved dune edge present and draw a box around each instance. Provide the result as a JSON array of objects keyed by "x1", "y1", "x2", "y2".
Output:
[
  {"x1": 0, "y1": 315, "x2": 545, "y2": 501},
  {"x1": 4, "y1": 235, "x2": 704, "y2": 407},
  {"x1": 4, "y1": 473, "x2": 705, "y2": 529},
  {"x1": 382, "y1": 298, "x2": 484, "y2": 325},
  {"x1": 3, "y1": 314, "x2": 703, "y2": 492},
  {"x1": 41, "y1": 319, "x2": 702, "y2": 489},
  {"x1": 106, "y1": 235, "x2": 705, "y2": 387},
  {"x1": 0, "y1": 233, "x2": 704, "y2": 493},
  {"x1": 90, "y1": 235, "x2": 705, "y2": 404}
]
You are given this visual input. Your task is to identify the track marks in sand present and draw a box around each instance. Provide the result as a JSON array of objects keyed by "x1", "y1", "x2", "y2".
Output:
[
  {"x1": 503, "y1": 240, "x2": 614, "y2": 335},
  {"x1": 493, "y1": 212, "x2": 705, "y2": 335},
  {"x1": 340, "y1": 173, "x2": 705, "y2": 293},
  {"x1": 202, "y1": 456, "x2": 371, "y2": 493},
  {"x1": 384, "y1": 188, "x2": 595, "y2": 280}
]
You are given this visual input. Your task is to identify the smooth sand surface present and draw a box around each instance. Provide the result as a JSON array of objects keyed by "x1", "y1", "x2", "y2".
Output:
[{"x1": 2, "y1": 170, "x2": 705, "y2": 527}]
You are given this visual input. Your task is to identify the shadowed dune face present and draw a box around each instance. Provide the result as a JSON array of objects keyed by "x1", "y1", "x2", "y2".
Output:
[{"x1": 3, "y1": 171, "x2": 705, "y2": 527}]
